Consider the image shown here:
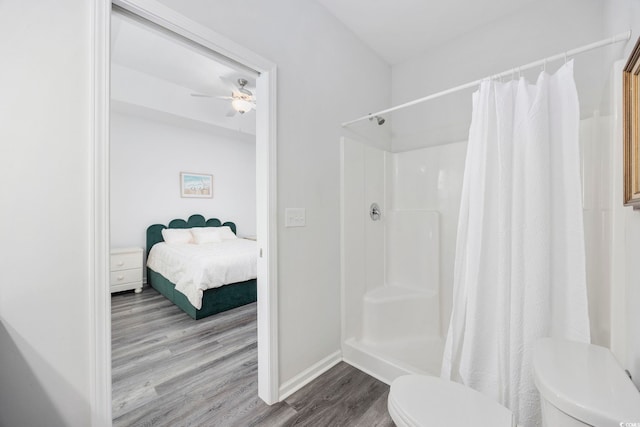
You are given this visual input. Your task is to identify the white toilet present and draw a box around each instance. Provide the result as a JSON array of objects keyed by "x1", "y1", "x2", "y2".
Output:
[
  {"x1": 388, "y1": 338, "x2": 640, "y2": 427},
  {"x1": 388, "y1": 374, "x2": 515, "y2": 426}
]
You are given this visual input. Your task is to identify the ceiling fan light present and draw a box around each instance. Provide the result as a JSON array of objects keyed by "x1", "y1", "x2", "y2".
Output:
[{"x1": 231, "y1": 98, "x2": 253, "y2": 114}]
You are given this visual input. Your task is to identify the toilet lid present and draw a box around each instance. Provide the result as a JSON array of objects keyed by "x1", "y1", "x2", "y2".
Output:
[
  {"x1": 533, "y1": 338, "x2": 640, "y2": 426},
  {"x1": 388, "y1": 375, "x2": 514, "y2": 427}
]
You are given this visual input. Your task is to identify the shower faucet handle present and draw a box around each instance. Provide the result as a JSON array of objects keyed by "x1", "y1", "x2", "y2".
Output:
[{"x1": 370, "y1": 203, "x2": 381, "y2": 221}]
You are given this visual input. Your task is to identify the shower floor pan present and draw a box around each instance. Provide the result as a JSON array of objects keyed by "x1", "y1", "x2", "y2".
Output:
[
  {"x1": 343, "y1": 285, "x2": 444, "y2": 385},
  {"x1": 343, "y1": 336, "x2": 444, "y2": 385}
]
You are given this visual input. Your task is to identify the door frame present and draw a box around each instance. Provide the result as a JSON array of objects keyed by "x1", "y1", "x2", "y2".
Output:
[{"x1": 91, "y1": 1, "x2": 279, "y2": 424}]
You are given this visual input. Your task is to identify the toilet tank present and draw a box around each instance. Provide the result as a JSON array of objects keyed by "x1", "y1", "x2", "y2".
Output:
[{"x1": 533, "y1": 338, "x2": 640, "y2": 427}]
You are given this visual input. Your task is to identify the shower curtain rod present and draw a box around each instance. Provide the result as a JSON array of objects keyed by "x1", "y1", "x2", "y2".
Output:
[{"x1": 342, "y1": 30, "x2": 632, "y2": 127}]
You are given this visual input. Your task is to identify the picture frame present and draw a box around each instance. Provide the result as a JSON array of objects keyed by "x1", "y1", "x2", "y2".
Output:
[
  {"x1": 180, "y1": 172, "x2": 213, "y2": 198},
  {"x1": 623, "y1": 36, "x2": 640, "y2": 208}
]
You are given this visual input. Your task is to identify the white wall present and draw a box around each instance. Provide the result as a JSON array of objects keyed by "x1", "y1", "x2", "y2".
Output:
[
  {"x1": 341, "y1": 139, "x2": 366, "y2": 342},
  {"x1": 391, "y1": 0, "x2": 608, "y2": 151},
  {"x1": 0, "y1": 1, "x2": 92, "y2": 426},
  {"x1": 156, "y1": 0, "x2": 392, "y2": 388},
  {"x1": 110, "y1": 111, "x2": 256, "y2": 258}
]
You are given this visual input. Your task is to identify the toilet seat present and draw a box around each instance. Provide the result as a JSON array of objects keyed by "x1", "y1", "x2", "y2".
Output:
[{"x1": 388, "y1": 375, "x2": 514, "y2": 427}]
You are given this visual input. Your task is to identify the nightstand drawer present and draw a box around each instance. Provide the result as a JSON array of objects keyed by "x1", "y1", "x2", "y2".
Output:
[
  {"x1": 110, "y1": 252, "x2": 142, "y2": 271},
  {"x1": 110, "y1": 268, "x2": 143, "y2": 286},
  {"x1": 110, "y1": 247, "x2": 143, "y2": 294}
]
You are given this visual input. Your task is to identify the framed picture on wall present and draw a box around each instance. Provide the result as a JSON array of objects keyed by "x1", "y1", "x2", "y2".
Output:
[
  {"x1": 623, "y1": 36, "x2": 640, "y2": 209},
  {"x1": 180, "y1": 172, "x2": 213, "y2": 198}
]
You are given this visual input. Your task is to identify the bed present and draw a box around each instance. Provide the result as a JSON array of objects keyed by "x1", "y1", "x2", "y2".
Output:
[{"x1": 146, "y1": 214, "x2": 257, "y2": 320}]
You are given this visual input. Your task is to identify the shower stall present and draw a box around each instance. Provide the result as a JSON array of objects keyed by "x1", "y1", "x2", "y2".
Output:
[{"x1": 340, "y1": 137, "x2": 466, "y2": 384}]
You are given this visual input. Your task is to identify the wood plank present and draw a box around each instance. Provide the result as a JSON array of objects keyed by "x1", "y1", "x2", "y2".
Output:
[
  {"x1": 284, "y1": 365, "x2": 390, "y2": 426},
  {"x1": 112, "y1": 287, "x2": 394, "y2": 426},
  {"x1": 353, "y1": 389, "x2": 395, "y2": 427}
]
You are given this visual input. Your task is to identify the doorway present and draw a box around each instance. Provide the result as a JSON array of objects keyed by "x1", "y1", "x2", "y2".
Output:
[{"x1": 92, "y1": 1, "x2": 278, "y2": 424}]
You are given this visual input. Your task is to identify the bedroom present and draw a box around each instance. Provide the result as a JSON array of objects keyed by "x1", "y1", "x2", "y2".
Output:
[
  {"x1": 109, "y1": 9, "x2": 257, "y2": 281},
  {"x1": 2, "y1": 0, "x2": 640, "y2": 426},
  {"x1": 109, "y1": 10, "x2": 262, "y2": 421}
]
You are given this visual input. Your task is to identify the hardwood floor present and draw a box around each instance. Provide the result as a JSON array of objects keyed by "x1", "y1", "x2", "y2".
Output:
[{"x1": 112, "y1": 287, "x2": 395, "y2": 426}]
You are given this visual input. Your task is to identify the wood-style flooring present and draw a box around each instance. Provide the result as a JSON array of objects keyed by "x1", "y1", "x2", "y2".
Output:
[{"x1": 112, "y1": 287, "x2": 394, "y2": 427}]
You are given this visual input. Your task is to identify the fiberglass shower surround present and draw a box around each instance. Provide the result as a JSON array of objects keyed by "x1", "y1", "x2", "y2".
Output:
[
  {"x1": 341, "y1": 138, "x2": 466, "y2": 383},
  {"x1": 339, "y1": 32, "x2": 630, "y2": 427}
]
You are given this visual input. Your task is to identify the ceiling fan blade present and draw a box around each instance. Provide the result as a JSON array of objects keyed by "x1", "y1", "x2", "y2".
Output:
[
  {"x1": 191, "y1": 93, "x2": 214, "y2": 98},
  {"x1": 217, "y1": 95, "x2": 233, "y2": 100},
  {"x1": 225, "y1": 108, "x2": 237, "y2": 117}
]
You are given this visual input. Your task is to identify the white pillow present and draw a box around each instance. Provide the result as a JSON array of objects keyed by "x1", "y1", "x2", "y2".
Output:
[
  {"x1": 190, "y1": 227, "x2": 222, "y2": 244},
  {"x1": 217, "y1": 226, "x2": 238, "y2": 240},
  {"x1": 161, "y1": 228, "x2": 193, "y2": 244}
]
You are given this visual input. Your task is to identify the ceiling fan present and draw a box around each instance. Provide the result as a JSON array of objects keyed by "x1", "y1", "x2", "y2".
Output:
[{"x1": 191, "y1": 77, "x2": 256, "y2": 117}]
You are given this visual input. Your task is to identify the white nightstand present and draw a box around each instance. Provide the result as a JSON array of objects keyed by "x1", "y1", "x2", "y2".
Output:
[{"x1": 110, "y1": 247, "x2": 143, "y2": 294}]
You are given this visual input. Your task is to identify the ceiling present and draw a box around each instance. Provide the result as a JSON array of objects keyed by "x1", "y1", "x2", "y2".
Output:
[
  {"x1": 111, "y1": 11, "x2": 257, "y2": 135},
  {"x1": 315, "y1": 0, "x2": 540, "y2": 64},
  {"x1": 110, "y1": 1, "x2": 544, "y2": 130}
]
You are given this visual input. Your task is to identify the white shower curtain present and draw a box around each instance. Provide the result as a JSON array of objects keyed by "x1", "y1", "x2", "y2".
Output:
[{"x1": 441, "y1": 61, "x2": 590, "y2": 427}]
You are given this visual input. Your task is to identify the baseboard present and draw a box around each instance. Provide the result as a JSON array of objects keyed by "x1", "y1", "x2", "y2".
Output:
[{"x1": 278, "y1": 350, "x2": 342, "y2": 401}]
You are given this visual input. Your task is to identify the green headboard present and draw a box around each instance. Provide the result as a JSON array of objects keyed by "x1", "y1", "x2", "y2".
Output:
[{"x1": 146, "y1": 214, "x2": 237, "y2": 258}]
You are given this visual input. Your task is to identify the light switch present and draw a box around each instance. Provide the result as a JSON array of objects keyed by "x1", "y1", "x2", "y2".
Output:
[{"x1": 285, "y1": 208, "x2": 306, "y2": 227}]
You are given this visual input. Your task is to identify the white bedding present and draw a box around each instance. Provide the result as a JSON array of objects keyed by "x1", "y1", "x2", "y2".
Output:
[{"x1": 147, "y1": 239, "x2": 257, "y2": 309}]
